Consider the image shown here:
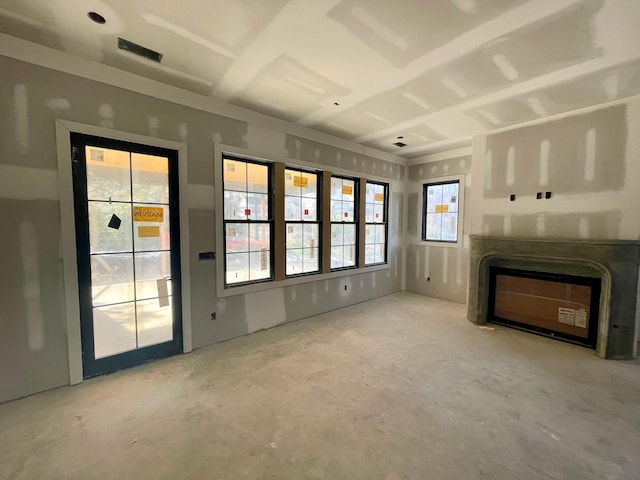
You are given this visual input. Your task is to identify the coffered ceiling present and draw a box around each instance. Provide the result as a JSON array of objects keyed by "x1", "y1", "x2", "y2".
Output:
[{"x1": 1, "y1": 0, "x2": 639, "y2": 158}]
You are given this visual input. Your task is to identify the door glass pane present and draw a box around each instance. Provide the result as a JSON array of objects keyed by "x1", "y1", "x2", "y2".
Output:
[
  {"x1": 137, "y1": 297, "x2": 173, "y2": 348},
  {"x1": 93, "y1": 302, "x2": 137, "y2": 359},
  {"x1": 132, "y1": 205, "x2": 170, "y2": 252},
  {"x1": 85, "y1": 146, "x2": 131, "y2": 202},
  {"x1": 91, "y1": 254, "x2": 134, "y2": 306},
  {"x1": 131, "y1": 153, "x2": 169, "y2": 204},
  {"x1": 88, "y1": 201, "x2": 133, "y2": 254},
  {"x1": 134, "y1": 251, "x2": 172, "y2": 301}
]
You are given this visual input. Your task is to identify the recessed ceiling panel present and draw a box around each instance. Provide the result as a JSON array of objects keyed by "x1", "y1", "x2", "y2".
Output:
[
  {"x1": 231, "y1": 55, "x2": 350, "y2": 122},
  {"x1": 328, "y1": 0, "x2": 524, "y2": 67}
]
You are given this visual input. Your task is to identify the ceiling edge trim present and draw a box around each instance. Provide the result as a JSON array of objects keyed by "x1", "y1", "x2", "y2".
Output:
[{"x1": 0, "y1": 33, "x2": 406, "y2": 166}]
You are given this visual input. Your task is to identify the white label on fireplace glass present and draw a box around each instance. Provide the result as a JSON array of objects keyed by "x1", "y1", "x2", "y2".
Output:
[
  {"x1": 574, "y1": 308, "x2": 587, "y2": 328},
  {"x1": 558, "y1": 307, "x2": 575, "y2": 325}
]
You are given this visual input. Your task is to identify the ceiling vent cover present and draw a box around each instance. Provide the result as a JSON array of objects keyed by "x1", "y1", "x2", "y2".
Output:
[
  {"x1": 117, "y1": 37, "x2": 163, "y2": 63},
  {"x1": 393, "y1": 141, "x2": 408, "y2": 147}
]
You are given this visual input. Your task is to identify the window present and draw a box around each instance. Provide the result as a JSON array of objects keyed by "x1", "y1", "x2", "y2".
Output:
[
  {"x1": 422, "y1": 179, "x2": 461, "y2": 243},
  {"x1": 330, "y1": 175, "x2": 357, "y2": 269},
  {"x1": 284, "y1": 167, "x2": 320, "y2": 276},
  {"x1": 216, "y1": 147, "x2": 392, "y2": 294},
  {"x1": 364, "y1": 181, "x2": 388, "y2": 265},
  {"x1": 223, "y1": 157, "x2": 272, "y2": 285}
]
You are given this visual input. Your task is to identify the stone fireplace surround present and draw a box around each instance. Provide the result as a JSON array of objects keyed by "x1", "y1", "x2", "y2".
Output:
[{"x1": 467, "y1": 235, "x2": 640, "y2": 359}]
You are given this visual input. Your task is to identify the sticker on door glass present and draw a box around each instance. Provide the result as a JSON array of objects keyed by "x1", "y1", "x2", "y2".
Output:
[
  {"x1": 435, "y1": 204, "x2": 448, "y2": 213},
  {"x1": 574, "y1": 308, "x2": 587, "y2": 328},
  {"x1": 558, "y1": 307, "x2": 575, "y2": 326},
  {"x1": 156, "y1": 278, "x2": 169, "y2": 307},
  {"x1": 138, "y1": 226, "x2": 160, "y2": 238},
  {"x1": 342, "y1": 185, "x2": 353, "y2": 195},
  {"x1": 133, "y1": 206, "x2": 164, "y2": 222},
  {"x1": 374, "y1": 193, "x2": 384, "y2": 202}
]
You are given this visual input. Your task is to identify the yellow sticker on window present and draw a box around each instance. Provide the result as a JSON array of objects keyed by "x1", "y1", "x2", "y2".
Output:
[
  {"x1": 133, "y1": 206, "x2": 164, "y2": 222},
  {"x1": 138, "y1": 226, "x2": 160, "y2": 238},
  {"x1": 374, "y1": 193, "x2": 384, "y2": 202},
  {"x1": 342, "y1": 185, "x2": 353, "y2": 195},
  {"x1": 435, "y1": 204, "x2": 449, "y2": 213},
  {"x1": 293, "y1": 176, "x2": 308, "y2": 188}
]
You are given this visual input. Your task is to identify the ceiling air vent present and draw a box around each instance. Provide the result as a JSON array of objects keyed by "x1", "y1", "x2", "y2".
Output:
[
  {"x1": 117, "y1": 37, "x2": 163, "y2": 63},
  {"x1": 393, "y1": 141, "x2": 408, "y2": 147}
]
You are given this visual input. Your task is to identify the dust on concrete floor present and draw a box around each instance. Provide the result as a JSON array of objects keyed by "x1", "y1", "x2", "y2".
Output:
[{"x1": 1, "y1": 292, "x2": 639, "y2": 480}]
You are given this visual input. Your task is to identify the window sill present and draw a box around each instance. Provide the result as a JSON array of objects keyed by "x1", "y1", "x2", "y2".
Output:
[
  {"x1": 217, "y1": 263, "x2": 390, "y2": 298},
  {"x1": 419, "y1": 239, "x2": 463, "y2": 249}
]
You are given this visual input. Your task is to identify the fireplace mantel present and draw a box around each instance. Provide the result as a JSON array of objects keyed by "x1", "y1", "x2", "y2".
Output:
[{"x1": 468, "y1": 235, "x2": 640, "y2": 359}]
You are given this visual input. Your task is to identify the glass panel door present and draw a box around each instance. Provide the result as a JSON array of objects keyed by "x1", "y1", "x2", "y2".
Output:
[{"x1": 71, "y1": 133, "x2": 182, "y2": 378}]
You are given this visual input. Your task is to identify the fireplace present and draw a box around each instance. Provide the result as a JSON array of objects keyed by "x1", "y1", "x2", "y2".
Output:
[
  {"x1": 467, "y1": 235, "x2": 640, "y2": 359},
  {"x1": 488, "y1": 267, "x2": 601, "y2": 348}
]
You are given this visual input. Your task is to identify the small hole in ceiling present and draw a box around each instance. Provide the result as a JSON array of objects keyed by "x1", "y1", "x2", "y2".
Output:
[
  {"x1": 393, "y1": 141, "x2": 407, "y2": 147},
  {"x1": 396, "y1": 136, "x2": 404, "y2": 139},
  {"x1": 88, "y1": 12, "x2": 106, "y2": 24},
  {"x1": 334, "y1": 102, "x2": 340, "y2": 106}
]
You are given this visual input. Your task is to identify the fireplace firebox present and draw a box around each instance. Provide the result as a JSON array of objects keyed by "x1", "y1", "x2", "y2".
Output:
[{"x1": 488, "y1": 267, "x2": 600, "y2": 348}]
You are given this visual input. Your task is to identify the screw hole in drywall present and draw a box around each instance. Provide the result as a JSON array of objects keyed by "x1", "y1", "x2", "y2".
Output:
[{"x1": 344, "y1": 285, "x2": 347, "y2": 291}]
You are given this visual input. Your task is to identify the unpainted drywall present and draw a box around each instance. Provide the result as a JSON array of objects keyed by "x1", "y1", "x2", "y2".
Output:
[
  {"x1": 470, "y1": 98, "x2": 640, "y2": 240},
  {"x1": 0, "y1": 55, "x2": 403, "y2": 403},
  {"x1": 405, "y1": 156, "x2": 471, "y2": 304}
]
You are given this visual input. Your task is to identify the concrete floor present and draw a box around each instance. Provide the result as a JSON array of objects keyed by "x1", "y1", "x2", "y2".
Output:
[{"x1": 1, "y1": 292, "x2": 639, "y2": 480}]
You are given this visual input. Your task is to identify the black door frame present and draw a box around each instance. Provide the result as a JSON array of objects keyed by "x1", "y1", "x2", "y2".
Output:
[{"x1": 71, "y1": 132, "x2": 183, "y2": 378}]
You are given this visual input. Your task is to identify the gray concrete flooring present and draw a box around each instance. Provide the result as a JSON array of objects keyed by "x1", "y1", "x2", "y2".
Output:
[{"x1": 1, "y1": 292, "x2": 639, "y2": 480}]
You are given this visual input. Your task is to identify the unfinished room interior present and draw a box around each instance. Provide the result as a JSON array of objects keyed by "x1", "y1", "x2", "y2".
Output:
[{"x1": 1, "y1": 0, "x2": 639, "y2": 478}]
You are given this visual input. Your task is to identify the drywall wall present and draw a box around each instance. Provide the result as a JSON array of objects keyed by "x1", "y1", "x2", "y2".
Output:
[
  {"x1": 0, "y1": 55, "x2": 404, "y2": 403},
  {"x1": 470, "y1": 99, "x2": 640, "y2": 240},
  {"x1": 404, "y1": 155, "x2": 471, "y2": 304}
]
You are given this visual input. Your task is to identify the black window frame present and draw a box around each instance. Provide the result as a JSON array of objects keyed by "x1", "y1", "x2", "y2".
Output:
[
  {"x1": 284, "y1": 165, "x2": 323, "y2": 278},
  {"x1": 364, "y1": 180, "x2": 389, "y2": 266},
  {"x1": 421, "y1": 179, "x2": 461, "y2": 244},
  {"x1": 222, "y1": 154, "x2": 275, "y2": 287},
  {"x1": 329, "y1": 174, "x2": 359, "y2": 271}
]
